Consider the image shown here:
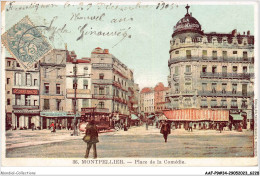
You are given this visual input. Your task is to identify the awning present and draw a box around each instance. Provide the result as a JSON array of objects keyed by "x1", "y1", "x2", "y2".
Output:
[
  {"x1": 163, "y1": 109, "x2": 229, "y2": 121},
  {"x1": 231, "y1": 114, "x2": 244, "y2": 121},
  {"x1": 147, "y1": 115, "x2": 155, "y2": 119},
  {"x1": 158, "y1": 115, "x2": 167, "y2": 121},
  {"x1": 131, "y1": 114, "x2": 139, "y2": 120}
]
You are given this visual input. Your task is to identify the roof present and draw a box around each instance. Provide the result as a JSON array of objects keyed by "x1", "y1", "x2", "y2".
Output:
[
  {"x1": 141, "y1": 87, "x2": 152, "y2": 93},
  {"x1": 6, "y1": 57, "x2": 16, "y2": 60}
]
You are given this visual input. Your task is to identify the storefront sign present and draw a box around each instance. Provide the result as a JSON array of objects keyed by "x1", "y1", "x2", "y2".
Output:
[
  {"x1": 92, "y1": 63, "x2": 112, "y2": 69},
  {"x1": 40, "y1": 111, "x2": 80, "y2": 117},
  {"x1": 12, "y1": 88, "x2": 39, "y2": 95}
]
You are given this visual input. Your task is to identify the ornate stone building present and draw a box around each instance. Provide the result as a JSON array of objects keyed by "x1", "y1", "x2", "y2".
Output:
[{"x1": 166, "y1": 5, "x2": 254, "y2": 128}]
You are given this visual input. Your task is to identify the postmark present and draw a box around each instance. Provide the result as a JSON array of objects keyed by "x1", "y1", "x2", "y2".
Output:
[{"x1": 1, "y1": 16, "x2": 52, "y2": 69}]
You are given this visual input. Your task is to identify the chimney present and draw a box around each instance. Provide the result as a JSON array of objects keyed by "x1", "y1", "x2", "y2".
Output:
[
  {"x1": 247, "y1": 30, "x2": 250, "y2": 35},
  {"x1": 65, "y1": 43, "x2": 67, "y2": 50},
  {"x1": 104, "y1": 49, "x2": 109, "y2": 54},
  {"x1": 190, "y1": 12, "x2": 192, "y2": 17},
  {"x1": 232, "y1": 29, "x2": 237, "y2": 36}
]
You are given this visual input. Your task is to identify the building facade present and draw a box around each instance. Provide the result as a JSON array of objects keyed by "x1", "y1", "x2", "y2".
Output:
[
  {"x1": 166, "y1": 5, "x2": 254, "y2": 128},
  {"x1": 6, "y1": 57, "x2": 40, "y2": 129},
  {"x1": 140, "y1": 87, "x2": 155, "y2": 115},
  {"x1": 66, "y1": 53, "x2": 92, "y2": 123},
  {"x1": 39, "y1": 49, "x2": 69, "y2": 129},
  {"x1": 154, "y1": 82, "x2": 169, "y2": 115},
  {"x1": 81, "y1": 47, "x2": 136, "y2": 125}
]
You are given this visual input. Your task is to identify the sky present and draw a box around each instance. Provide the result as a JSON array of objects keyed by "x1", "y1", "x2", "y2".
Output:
[{"x1": 3, "y1": 2, "x2": 255, "y2": 90}]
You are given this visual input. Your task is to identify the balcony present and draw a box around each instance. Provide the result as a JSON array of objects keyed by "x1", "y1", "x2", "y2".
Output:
[
  {"x1": 92, "y1": 79, "x2": 114, "y2": 85},
  {"x1": 42, "y1": 91, "x2": 64, "y2": 96},
  {"x1": 231, "y1": 105, "x2": 238, "y2": 109},
  {"x1": 168, "y1": 56, "x2": 254, "y2": 66},
  {"x1": 67, "y1": 89, "x2": 91, "y2": 94},
  {"x1": 200, "y1": 105, "x2": 208, "y2": 108},
  {"x1": 241, "y1": 105, "x2": 248, "y2": 109},
  {"x1": 166, "y1": 90, "x2": 196, "y2": 97},
  {"x1": 198, "y1": 91, "x2": 254, "y2": 97},
  {"x1": 92, "y1": 94, "x2": 113, "y2": 99},
  {"x1": 200, "y1": 72, "x2": 254, "y2": 79},
  {"x1": 13, "y1": 105, "x2": 39, "y2": 109}
]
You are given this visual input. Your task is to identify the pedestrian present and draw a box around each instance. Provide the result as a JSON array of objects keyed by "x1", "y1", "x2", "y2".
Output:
[
  {"x1": 219, "y1": 122, "x2": 223, "y2": 133},
  {"x1": 50, "y1": 122, "x2": 56, "y2": 132},
  {"x1": 84, "y1": 120, "x2": 99, "y2": 159},
  {"x1": 146, "y1": 122, "x2": 148, "y2": 130},
  {"x1": 203, "y1": 122, "x2": 206, "y2": 130},
  {"x1": 160, "y1": 121, "x2": 171, "y2": 143},
  {"x1": 229, "y1": 122, "x2": 232, "y2": 131},
  {"x1": 31, "y1": 123, "x2": 35, "y2": 131},
  {"x1": 188, "y1": 121, "x2": 193, "y2": 132}
]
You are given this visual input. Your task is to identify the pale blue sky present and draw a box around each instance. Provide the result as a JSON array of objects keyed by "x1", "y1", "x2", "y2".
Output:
[{"x1": 4, "y1": 3, "x2": 254, "y2": 89}]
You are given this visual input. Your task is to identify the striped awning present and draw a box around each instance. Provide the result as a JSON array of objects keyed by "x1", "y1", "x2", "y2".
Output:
[{"x1": 163, "y1": 109, "x2": 229, "y2": 121}]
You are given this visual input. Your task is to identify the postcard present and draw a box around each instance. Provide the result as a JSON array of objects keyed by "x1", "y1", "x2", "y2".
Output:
[{"x1": 1, "y1": 1, "x2": 259, "y2": 175}]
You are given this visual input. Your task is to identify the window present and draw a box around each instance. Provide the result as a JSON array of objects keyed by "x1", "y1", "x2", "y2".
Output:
[
  {"x1": 25, "y1": 95, "x2": 31, "y2": 106},
  {"x1": 44, "y1": 68, "x2": 48, "y2": 78},
  {"x1": 202, "y1": 50, "x2": 207, "y2": 59},
  {"x1": 231, "y1": 100, "x2": 237, "y2": 108},
  {"x1": 212, "y1": 51, "x2": 217, "y2": 60},
  {"x1": 15, "y1": 73, "x2": 22, "y2": 85},
  {"x1": 99, "y1": 73, "x2": 104, "y2": 79},
  {"x1": 175, "y1": 50, "x2": 179, "y2": 54},
  {"x1": 233, "y1": 51, "x2": 237, "y2": 54},
  {"x1": 7, "y1": 91, "x2": 10, "y2": 94},
  {"x1": 56, "y1": 68, "x2": 61, "y2": 78},
  {"x1": 201, "y1": 99, "x2": 207, "y2": 107},
  {"x1": 211, "y1": 83, "x2": 217, "y2": 93},
  {"x1": 222, "y1": 51, "x2": 227, "y2": 60},
  {"x1": 44, "y1": 83, "x2": 49, "y2": 94},
  {"x1": 114, "y1": 76, "x2": 116, "y2": 81},
  {"x1": 56, "y1": 99, "x2": 61, "y2": 110},
  {"x1": 186, "y1": 50, "x2": 191, "y2": 59},
  {"x1": 98, "y1": 102, "x2": 105, "y2": 109},
  {"x1": 7, "y1": 99, "x2": 11, "y2": 105},
  {"x1": 94, "y1": 86, "x2": 98, "y2": 95},
  {"x1": 221, "y1": 99, "x2": 227, "y2": 107},
  {"x1": 16, "y1": 62, "x2": 20, "y2": 67},
  {"x1": 212, "y1": 66, "x2": 217, "y2": 73},
  {"x1": 82, "y1": 99, "x2": 89, "y2": 107},
  {"x1": 84, "y1": 67, "x2": 88, "y2": 75},
  {"x1": 175, "y1": 66, "x2": 179, "y2": 75},
  {"x1": 174, "y1": 83, "x2": 179, "y2": 93},
  {"x1": 106, "y1": 86, "x2": 110, "y2": 95},
  {"x1": 222, "y1": 83, "x2": 227, "y2": 93},
  {"x1": 232, "y1": 66, "x2": 237, "y2": 73},
  {"x1": 15, "y1": 95, "x2": 21, "y2": 105},
  {"x1": 202, "y1": 65, "x2": 207, "y2": 73},
  {"x1": 222, "y1": 66, "x2": 227, "y2": 74},
  {"x1": 56, "y1": 84, "x2": 61, "y2": 94},
  {"x1": 232, "y1": 84, "x2": 237, "y2": 94},
  {"x1": 242, "y1": 84, "x2": 247, "y2": 96},
  {"x1": 211, "y1": 99, "x2": 217, "y2": 108},
  {"x1": 34, "y1": 79, "x2": 38, "y2": 86},
  {"x1": 34, "y1": 63, "x2": 38, "y2": 68},
  {"x1": 7, "y1": 61, "x2": 11, "y2": 67},
  {"x1": 243, "y1": 51, "x2": 248, "y2": 60},
  {"x1": 34, "y1": 100, "x2": 37, "y2": 106},
  {"x1": 44, "y1": 99, "x2": 50, "y2": 110},
  {"x1": 26, "y1": 73, "x2": 31, "y2": 86},
  {"x1": 7, "y1": 78, "x2": 10, "y2": 84},
  {"x1": 241, "y1": 100, "x2": 247, "y2": 108},
  {"x1": 186, "y1": 65, "x2": 191, "y2": 73},
  {"x1": 202, "y1": 83, "x2": 207, "y2": 92},
  {"x1": 83, "y1": 80, "x2": 88, "y2": 89},
  {"x1": 243, "y1": 66, "x2": 247, "y2": 73},
  {"x1": 99, "y1": 87, "x2": 105, "y2": 95}
]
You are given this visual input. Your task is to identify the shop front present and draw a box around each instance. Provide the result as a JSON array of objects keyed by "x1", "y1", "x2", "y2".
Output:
[
  {"x1": 40, "y1": 111, "x2": 81, "y2": 130},
  {"x1": 13, "y1": 109, "x2": 40, "y2": 130}
]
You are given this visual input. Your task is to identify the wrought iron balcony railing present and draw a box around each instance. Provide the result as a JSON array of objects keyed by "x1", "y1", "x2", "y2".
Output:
[{"x1": 200, "y1": 72, "x2": 254, "y2": 79}]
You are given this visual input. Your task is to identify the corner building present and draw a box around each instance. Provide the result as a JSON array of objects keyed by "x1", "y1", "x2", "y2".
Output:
[{"x1": 166, "y1": 5, "x2": 254, "y2": 128}]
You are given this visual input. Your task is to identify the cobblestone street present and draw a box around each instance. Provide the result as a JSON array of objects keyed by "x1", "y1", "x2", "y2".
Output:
[{"x1": 5, "y1": 125, "x2": 254, "y2": 158}]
